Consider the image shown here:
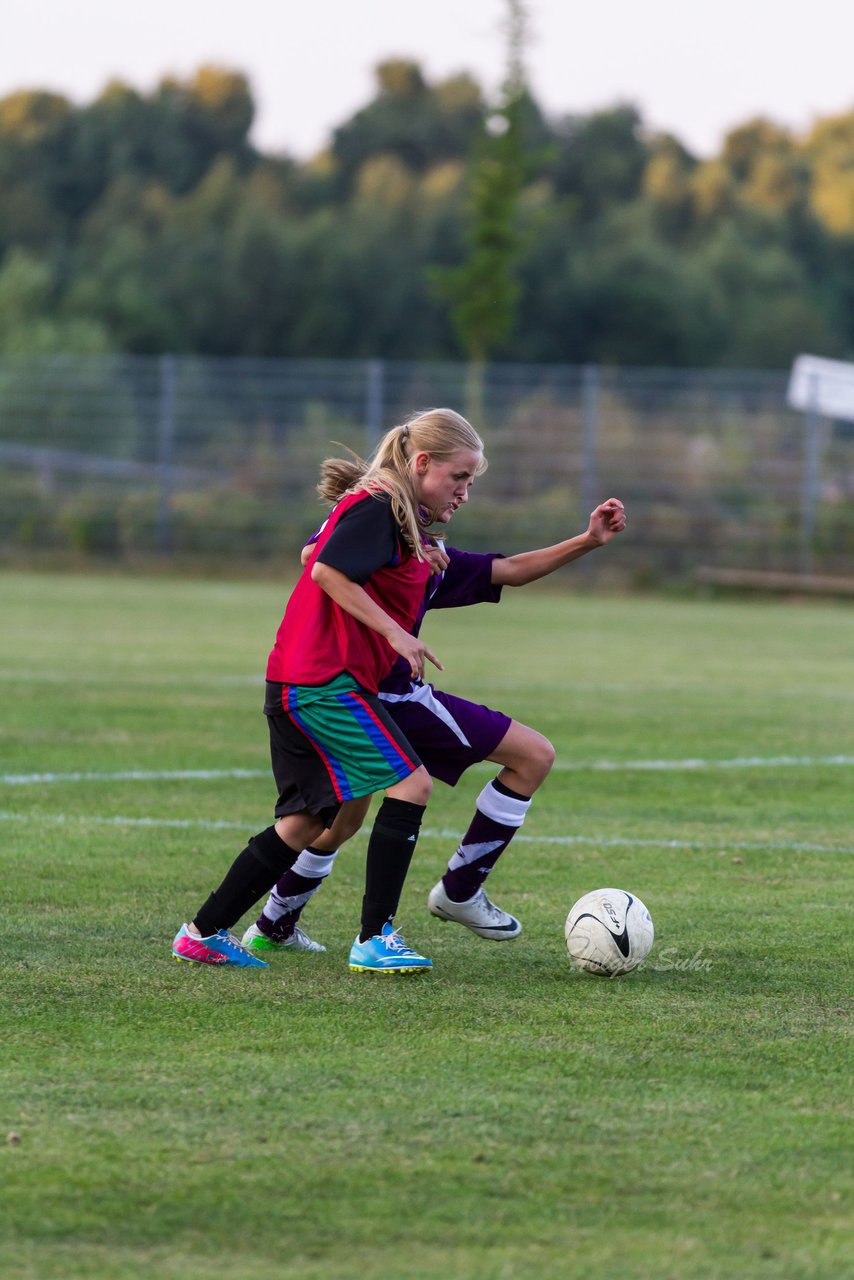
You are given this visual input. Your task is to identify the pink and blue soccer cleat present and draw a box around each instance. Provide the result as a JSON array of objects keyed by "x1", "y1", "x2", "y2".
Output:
[{"x1": 172, "y1": 924, "x2": 268, "y2": 968}]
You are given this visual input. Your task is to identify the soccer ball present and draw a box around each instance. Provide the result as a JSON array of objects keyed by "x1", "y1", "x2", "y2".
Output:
[{"x1": 564, "y1": 888, "x2": 654, "y2": 977}]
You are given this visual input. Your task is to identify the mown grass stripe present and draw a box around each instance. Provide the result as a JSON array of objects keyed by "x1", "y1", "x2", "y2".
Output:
[
  {"x1": 4, "y1": 754, "x2": 854, "y2": 785},
  {"x1": 1, "y1": 808, "x2": 851, "y2": 855}
]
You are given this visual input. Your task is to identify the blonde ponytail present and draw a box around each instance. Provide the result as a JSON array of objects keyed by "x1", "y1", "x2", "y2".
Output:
[{"x1": 316, "y1": 452, "x2": 367, "y2": 505}]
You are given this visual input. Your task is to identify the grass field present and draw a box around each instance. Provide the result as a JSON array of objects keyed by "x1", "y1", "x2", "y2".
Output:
[{"x1": 1, "y1": 569, "x2": 852, "y2": 1280}]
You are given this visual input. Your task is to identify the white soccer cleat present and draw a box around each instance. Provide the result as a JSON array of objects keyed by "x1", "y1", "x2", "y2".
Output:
[
  {"x1": 241, "y1": 922, "x2": 326, "y2": 953},
  {"x1": 427, "y1": 880, "x2": 522, "y2": 941}
]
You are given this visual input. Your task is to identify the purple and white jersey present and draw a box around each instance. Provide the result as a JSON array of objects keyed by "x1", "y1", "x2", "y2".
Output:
[
  {"x1": 380, "y1": 547, "x2": 505, "y2": 694},
  {"x1": 378, "y1": 547, "x2": 511, "y2": 786}
]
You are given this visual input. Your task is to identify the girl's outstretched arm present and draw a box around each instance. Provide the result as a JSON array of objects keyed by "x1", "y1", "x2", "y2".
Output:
[{"x1": 491, "y1": 499, "x2": 626, "y2": 588}]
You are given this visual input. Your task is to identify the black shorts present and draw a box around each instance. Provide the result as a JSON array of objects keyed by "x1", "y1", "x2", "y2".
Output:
[{"x1": 265, "y1": 677, "x2": 422, "y2": 827}]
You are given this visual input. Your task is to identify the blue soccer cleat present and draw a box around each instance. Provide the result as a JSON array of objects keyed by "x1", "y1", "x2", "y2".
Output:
[
  {"x1": 172, "y1": 924, "x2": 268, "y2": 968},
  {"x1": 348, "y1": 921, "x2": 432, "y2": 974}
]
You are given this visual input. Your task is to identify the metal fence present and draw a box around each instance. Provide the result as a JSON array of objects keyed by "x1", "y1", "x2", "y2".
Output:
[{"x1": 1, "y1": 354, "x2": 852, "y2": 584}]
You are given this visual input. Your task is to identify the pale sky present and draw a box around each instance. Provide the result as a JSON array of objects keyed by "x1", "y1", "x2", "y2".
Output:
[{"x1": 3, "y1": 0, "x2": 853, "y2": 159}]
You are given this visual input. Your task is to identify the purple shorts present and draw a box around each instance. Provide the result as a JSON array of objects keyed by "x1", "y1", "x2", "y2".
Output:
[{"x1": 378, "y1": 683, "x2": 511, "y2": 787}]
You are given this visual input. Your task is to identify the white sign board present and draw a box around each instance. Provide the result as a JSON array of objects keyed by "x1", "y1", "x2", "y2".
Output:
[{"x1": 787, "y1": 354, "x2": 854, "y2": 423}]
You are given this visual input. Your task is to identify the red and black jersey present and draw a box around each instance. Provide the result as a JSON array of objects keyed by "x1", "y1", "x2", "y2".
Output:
[{"x1": 265, "y1": 490, "x2": 431, "y2": 693}]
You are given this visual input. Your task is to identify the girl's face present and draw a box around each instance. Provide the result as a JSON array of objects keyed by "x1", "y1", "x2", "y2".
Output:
[{"x1": 412, "y1": 448, "x2": 482, "y2": 523}]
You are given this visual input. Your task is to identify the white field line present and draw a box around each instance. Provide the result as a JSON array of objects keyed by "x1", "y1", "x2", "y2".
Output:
[
  {"x1": 3, "y1": 755, "x2": 854, "y2": 786},
  {"x1": 2, "y1": 669, "x2": 854, "y2": 702},
  {"x1": 564, "y1": 754, "x2": 854, "y2": 772},
  {"x1": 0, "y1": 808, "x2": 850, "y2": 856},
  {"x1": 0, "y1": 768, "x2": 269, "y2": 785},
  {"x1": 0, "y1": 671, "x2": 264, "y2": 687}
]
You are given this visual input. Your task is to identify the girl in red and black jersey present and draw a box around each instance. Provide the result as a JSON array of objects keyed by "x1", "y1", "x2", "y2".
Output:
[{"x1": 172, "y1": 408, "x2": 486, "y2": 973}]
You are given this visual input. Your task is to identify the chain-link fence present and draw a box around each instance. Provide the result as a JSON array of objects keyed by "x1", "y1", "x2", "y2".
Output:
[{"x1": 1, "y1": 354, "x2": 852, "y2": 584}]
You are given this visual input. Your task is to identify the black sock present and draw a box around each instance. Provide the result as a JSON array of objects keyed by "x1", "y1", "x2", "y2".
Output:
[
  {"x1": 360, "y1": 798, "x2": 426, "y2": 941},
  {"x1": 193, "y1": 826, "x2": 299, "y2": 937}
]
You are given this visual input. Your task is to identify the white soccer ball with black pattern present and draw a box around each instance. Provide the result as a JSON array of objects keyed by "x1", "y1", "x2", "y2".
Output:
[{"x1": 564, "y1": 888, "x2": 654, "y2": 976}]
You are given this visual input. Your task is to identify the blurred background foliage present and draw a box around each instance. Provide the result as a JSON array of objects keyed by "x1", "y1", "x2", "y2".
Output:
[{"x1": 0, "y1": 59, "x2": 852, "y2": 366}]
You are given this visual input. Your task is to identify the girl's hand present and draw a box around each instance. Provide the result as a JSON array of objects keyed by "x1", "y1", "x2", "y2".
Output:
[
  {"x1": 390, "y1": 629, "x2": 444, "y2": 680},
  {"x1": 588, "y1": 499, "x2": 626, "y2": 545},
  {"x1": 424, "y1": 543, "x2": 450, "y2": 576}
]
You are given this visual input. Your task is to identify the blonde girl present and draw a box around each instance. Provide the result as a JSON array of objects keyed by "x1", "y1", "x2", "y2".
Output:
[{"x1": 172, "y1": 409, "x2": 486, "y2": 974}]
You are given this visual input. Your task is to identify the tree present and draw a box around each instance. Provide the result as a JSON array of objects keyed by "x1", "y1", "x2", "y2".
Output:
[
  {"x1": 2, "y1": 56, "x2": 854, "y2": 366},
  {"x1": 0, "y1": 90, "x2": 74, "y2": 248},
  {"x1": 434, "y1": 0, "x2": 529, "y2": 371},
  {"x1": 0, "y1": 249, "x2": 110, "y2": 354},
  {"x1": 330, "y1": 60, "x2": 484, "y2": 197},
  {"x1": 696, "y1": 221, "x2": 841, "y2": 365},
  {"x1": 549, "y1": 105, "x2": 649, "y2": 220},
  {"x1": 642, "y1": 134, "x2": 697, "y2": 237},
  {"x1": 805, "y1": 110, "x2": 854, "y2": 236}
]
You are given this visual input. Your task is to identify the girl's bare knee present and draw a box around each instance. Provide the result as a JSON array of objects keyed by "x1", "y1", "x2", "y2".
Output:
[
  {"x1": 535, "y1": 734, "x2": 556, "y2": 780},
  {"x1": 275, "y1": 814, "x2": 325, "y2": 850},
  {"x1": 389, "y1": 766, "x2": 432, "y2": 807},
  {"x1": 332, "y1": 796, "x2": 371, "y2": 843},
  {"x1": 493, "y1": 722, "x2": 555, "y2": 790}
]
